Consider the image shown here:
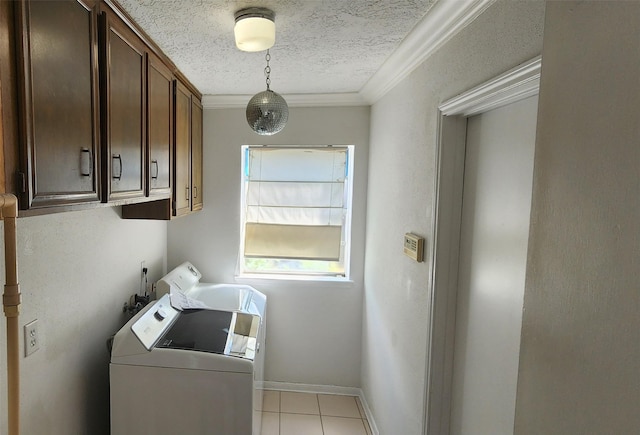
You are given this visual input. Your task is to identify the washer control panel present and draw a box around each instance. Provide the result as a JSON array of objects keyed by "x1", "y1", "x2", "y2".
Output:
[
  {"x1": 131, "y1": 294, "x2": 180, "y2": 351},
  {"x1": 155, "y1": 261, "x2": 202, "y2": 298}
]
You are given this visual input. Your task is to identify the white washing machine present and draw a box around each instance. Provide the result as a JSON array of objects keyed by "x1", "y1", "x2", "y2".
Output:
[{"x1": 110, "y1": 262, "x2": 266, "y2": 435}]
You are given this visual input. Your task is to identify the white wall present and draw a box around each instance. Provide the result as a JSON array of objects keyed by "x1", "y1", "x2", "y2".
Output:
[
  {"x1": 0, "y1": 207, "x2": 166, "y2": 435},
  {"x1": 167, "y1": 106, "x2": 370, "y2": 387},
  {"x1": 362, "y1": 1, "x2": 545, "y2": 433},
  {"x1": 515, "y1": 2, "x2": 640, "y2": 433}
]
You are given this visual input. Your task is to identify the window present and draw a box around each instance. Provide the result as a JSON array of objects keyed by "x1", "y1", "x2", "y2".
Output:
[{"x1": 239, "y1": 145, "x2": 354, "y2": 279}]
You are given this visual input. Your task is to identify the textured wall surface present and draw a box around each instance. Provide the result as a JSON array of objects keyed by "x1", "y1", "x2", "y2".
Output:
[
  {"x1": 0, "y1": 207, "x2": 167, "y2": 435},
  {"x1": 362, "y1": 0, "x2": 545, "y2": 433},
  {"x1": 116, "y1": 0, "x2": 435, "y2": 95},
  {"x1": 167, "y1": 106, "x2": 370, "y2": 387},
  {"x1": 515, "y1": 2, "x2": 640, "y2": 434}
]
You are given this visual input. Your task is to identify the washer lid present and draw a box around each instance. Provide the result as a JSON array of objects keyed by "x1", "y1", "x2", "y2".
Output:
[{"x1": 157, "y1": 309, "x2": 233, "y2": 355}]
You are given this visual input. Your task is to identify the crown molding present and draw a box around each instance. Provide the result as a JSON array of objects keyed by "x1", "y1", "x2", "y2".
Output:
[
  {"x1": 359, "y1": 0, "x2": 497, "y2": 104},
  {"x1": 203, "y1": 0, "x2": 497, "y2": 108},
  {"x1": 202, "y1": 92, "x2": 367, "y2": 109},
  {"x1": 439, "y1": 55, "x2": 541, "y2": 116}
]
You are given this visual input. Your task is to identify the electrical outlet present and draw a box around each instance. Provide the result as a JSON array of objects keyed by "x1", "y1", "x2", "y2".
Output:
[{"x1": 24, "y1": 319, "x2": 40, "y2": 357}]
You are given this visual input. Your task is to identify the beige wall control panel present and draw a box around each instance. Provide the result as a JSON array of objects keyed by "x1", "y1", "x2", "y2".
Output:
[{"x1": 403, "y1": 233, "x2": 424, "y2": 262}]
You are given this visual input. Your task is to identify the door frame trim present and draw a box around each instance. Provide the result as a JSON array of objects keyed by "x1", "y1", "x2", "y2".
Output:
[
  {"x1": 440, "y1": 56, "x2": 542, "y2": 117},
  {"x1": 423, "y1": 56, "x2": 541, "y2": 435}
]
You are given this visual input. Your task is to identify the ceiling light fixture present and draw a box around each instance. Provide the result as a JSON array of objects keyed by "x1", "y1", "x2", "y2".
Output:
[
  {"x1": 246, "y1": 49, "x2": 289, "y2": 135},
  {"x1": 234, "y1": 7, "x2": 276, "y2": 52}
]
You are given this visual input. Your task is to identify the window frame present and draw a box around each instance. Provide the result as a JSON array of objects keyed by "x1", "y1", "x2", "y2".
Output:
[{"x1": 237, "y1": 144, "x2": 354, "y2": 281}]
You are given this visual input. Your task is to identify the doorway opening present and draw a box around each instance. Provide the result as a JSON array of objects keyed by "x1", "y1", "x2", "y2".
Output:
[{"x1": 424, "y1": 56, "x2": 541, "y2": 435}]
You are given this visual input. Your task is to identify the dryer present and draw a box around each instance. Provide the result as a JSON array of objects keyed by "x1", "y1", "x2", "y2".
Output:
[{"x1": 110, "y1": 263, "x2": 266, "y2": 435}]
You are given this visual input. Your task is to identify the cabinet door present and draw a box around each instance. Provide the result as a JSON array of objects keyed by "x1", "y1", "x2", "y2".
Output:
[
  {"x1": 173, "y1": 80, "x2": 191, "y2": 216},
  {"x1": 191, "y1": 97, "x2": 203, "y2": 211},
  {"x1": 101, "y1": 8, "x2": 145, "y2": 201},
  {"x1": 16, "y1": 0, "x2": 101, "y2": 208},
  {"x1": 147, "y1": 54, "x2": 172, "y2": 197}
]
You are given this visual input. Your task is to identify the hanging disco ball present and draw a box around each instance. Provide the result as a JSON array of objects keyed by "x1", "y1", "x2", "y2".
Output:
[{"x1": 246, "y1": 89, "x2": 289, "y2": 136}]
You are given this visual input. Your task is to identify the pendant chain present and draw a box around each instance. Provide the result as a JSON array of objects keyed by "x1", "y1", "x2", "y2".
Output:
[{"x1": 264, "y1": 49, "x2": 271, "y2": 90}]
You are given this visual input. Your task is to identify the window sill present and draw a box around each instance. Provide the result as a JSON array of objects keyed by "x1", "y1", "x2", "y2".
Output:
[{"x1": 235, "y1": 273, "x2": 354, "y2": 284}]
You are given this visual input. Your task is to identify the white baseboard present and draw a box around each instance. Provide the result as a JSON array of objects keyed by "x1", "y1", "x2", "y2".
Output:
[
  {"x1": 263, "y1": 381, "x2": 379, "y2": 435},
  {"x1": 263, "y1": 381, "x2": 359, "y2": 396}
]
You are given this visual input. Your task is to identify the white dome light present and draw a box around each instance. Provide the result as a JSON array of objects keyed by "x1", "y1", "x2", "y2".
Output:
[{"x1": 234, "y1": 8, "x2": 276, "y2": 52}]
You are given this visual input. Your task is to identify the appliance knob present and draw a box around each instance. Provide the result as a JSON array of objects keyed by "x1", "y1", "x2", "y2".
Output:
[{"x1": 154, "y1": 309, "x2": 167, "y2": 321}]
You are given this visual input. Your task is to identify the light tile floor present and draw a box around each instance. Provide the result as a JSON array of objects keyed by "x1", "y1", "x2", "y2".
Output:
[{"x1": 260, "y1": 390, "x2": 373, "y2": 435}]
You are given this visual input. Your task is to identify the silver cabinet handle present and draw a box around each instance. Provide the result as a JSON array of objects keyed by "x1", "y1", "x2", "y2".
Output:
[
  {"x1": 185, "y1": 186, "x2": 190, "y2": 200},
  {"x1": 193, "y1": 185, "x2": 197, "y2": 199},
  {"x1": 80, "y1": 148, "x2": 91, "y2": 176},
  {"x1": 112, "y1": 154, "x2": 122, "y2": 180},
  {"x1": 151, "y1": 159, "x2": 159, "y2": 179}
]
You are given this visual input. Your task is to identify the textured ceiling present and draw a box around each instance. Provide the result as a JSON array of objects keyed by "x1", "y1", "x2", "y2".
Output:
[{"x1": 116, "y1": 0, "x2": 436, "y2": 97}]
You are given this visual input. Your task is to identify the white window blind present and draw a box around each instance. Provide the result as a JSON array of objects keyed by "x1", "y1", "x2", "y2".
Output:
[{"x1": 243, "y1": 146, "x2": 348, "y2": 262}]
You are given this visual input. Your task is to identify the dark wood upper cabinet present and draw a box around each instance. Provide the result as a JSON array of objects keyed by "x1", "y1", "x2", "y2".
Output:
[
  {"x1": 147, "y1": 54, "x2": 173, "y2": 197},
  {"x1": 121, "y1": 80, "x2": 203, "y2": 220},
  {"x1": 15, "y1": 0, "x2": 101, "y2": 209},
  {"x1": 2, "y1": 0, "x2": 200, "y2": 216},
  {"x1": 100, "y1": 5, "x2": 146, "y2": 202},
  {"x1": 173, "y1": 80, "x2": 192, "y2": 217},
  {"x1": 191, "y1": 97, "x2": 203, "y2": 212}
]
